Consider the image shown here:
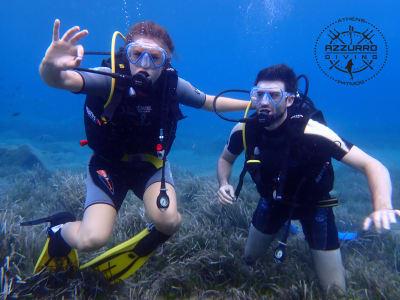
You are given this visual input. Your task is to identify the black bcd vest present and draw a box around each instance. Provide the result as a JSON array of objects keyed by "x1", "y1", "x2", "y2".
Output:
[
  {"x1": 83, "y1": 52, "x2": 185, "y2": 161},
  {"x1": 241, "y1": 95, "x2": 334, "y2": 205}
]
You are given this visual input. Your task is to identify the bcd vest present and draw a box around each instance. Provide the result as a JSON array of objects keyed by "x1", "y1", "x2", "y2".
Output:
[
  {"x1": 244, "y1": 115, "x2": 334, "y2": 206},
  {"x1": 83, "y1": 53, "x2": 185, "y2": 162}
]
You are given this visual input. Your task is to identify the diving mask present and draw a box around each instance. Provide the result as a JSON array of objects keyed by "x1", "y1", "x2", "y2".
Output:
[
  {"x1": 125, "y1": 42, "x2": 168, "y2": 69},
  {"x1": 250, "y1": 87, "x2": 293, "y2": 106}
]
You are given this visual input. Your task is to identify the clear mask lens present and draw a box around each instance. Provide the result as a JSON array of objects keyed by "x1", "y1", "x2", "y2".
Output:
[
  {"x1": 126, "y1": 43, "x2": 167, "y2": 69},
  {"x1": 250, "y1": 87, "x2": 285, "y2": 105}
]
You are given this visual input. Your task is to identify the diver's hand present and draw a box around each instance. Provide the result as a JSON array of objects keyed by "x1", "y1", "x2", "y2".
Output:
[
  {"x1": 362, "y1": 208, "x2": 400, "y2": 232},
  {"x1": 43, "y1": 19, "x2": 88, "y2": 70},
  {"x1": 217, "y1": 184, "x2": 236, "y2": 205},
  {"x1": 40, "y1": 19, "x2": 88, "y2": 91}
]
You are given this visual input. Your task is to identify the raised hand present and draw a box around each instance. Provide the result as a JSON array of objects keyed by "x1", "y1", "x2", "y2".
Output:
[
  {"x1": 40, "y1": 19, "x2": 89, "y2": 91},
  {"x1": 43, "y1": 19, "x2": 88, "y2": 70}
]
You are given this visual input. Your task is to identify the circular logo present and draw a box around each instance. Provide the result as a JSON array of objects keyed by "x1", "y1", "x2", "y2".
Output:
[{"x1": 314, "y1": 17, "x2": 388, "y2": 85}]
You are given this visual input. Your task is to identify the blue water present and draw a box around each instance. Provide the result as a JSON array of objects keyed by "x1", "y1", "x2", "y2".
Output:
[{"x1": 0, "y1": 0, "x2": 399, "y2": 174}]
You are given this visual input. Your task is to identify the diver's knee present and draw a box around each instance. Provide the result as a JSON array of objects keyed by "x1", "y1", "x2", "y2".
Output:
[
  {"x1": 243, "y1": 224, "x2": 274, "y2": 265},
  {"x1": 312, "y1": 248, "x2": 346, "y2": 293},
  {"x1": 76, "y1": 231, "x2": 109, "y2": 251},
  {"x1": 154, "y1": 211, "x2": 181, "y2": 235}
]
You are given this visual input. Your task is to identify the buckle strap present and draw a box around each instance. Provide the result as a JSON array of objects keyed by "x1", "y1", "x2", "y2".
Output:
[
  {"x1": 120, "y1": 153, "x2": 163, "y2": 169},
  {"x1": 316, "y1": 197, "x2": 338, "y2": 208}
]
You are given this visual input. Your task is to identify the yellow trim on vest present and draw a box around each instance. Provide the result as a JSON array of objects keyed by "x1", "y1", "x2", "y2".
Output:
[
  {"x1": 318, "y1": 198, "x2": 338, "y2": 203},
  {"x1": 104, "y1": 31, "x2": 127, "y2": 109},
  {"x1": 246, "y1": 160, "x2": 261, "y2": 164},
  {"x1": 316, "y1": 198, "x2": 338, "y2": 208},
  {"x1": 143, "y1": 154, "x2": 163, "y2": 169},
  {"x1": 120, "y1": 153, "x2": 163, "y2": 169}
]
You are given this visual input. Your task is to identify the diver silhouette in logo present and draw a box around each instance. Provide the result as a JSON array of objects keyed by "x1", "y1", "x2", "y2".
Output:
[
  {"x1": 345, "y1": 59, "x2": 354, "y2": 80},
  {"x1": 327, "y1": 26, "x2": 376, "y2": 81}
]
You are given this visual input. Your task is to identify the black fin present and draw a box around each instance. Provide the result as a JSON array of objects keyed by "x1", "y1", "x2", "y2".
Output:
[{"x1": 21, "y1": 211, "x2": 75, "y2": 227}]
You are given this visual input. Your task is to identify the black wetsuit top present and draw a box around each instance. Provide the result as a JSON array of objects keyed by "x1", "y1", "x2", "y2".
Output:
[
  {"x1": 227, "y1": 117, "x2": 354, "y2": 205},
  {"x1": 76, "y1": 68, "x2": 206, "y2": 160}
]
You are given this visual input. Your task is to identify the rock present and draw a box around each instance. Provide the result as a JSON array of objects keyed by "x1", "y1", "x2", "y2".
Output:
[{"x1": 0, "y1": 145, "x2": 45, "y2": 175}]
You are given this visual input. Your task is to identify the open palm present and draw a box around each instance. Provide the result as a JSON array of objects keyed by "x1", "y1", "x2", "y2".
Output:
[{"x1": 43, "y1": 19, "x2": 88, "y2": 70}]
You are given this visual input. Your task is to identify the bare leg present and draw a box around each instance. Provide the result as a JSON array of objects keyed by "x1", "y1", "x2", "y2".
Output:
[
  {"x1": 61, "y1": 203, "x2": 117, "y2": 251},
  {"x1": 311, "y1": 248, "x2": 346, "y2": 293},
  {"x1": 244, "y1": 224, "x2": 275, "y2": 264},
  {"x1": 143, "y1": 182, "x2": 181, "y2": 235}
]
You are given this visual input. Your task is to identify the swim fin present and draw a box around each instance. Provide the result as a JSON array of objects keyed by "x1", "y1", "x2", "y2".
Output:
[
  {"x1": 289, "y1": 224, "x2": 358, "y2": 241},
  {"x1": 80, "y1": 224, "x2": 164, "y2": 283},
  {"x1": 338, "y1": 231, "x2": 358, "y2": 241},
  {"x1": 21, "y1": 211, "x2": 79, "y2": 274},
  {"x1": 33, "y1": 237, "x2": 79, "y2": 274}
]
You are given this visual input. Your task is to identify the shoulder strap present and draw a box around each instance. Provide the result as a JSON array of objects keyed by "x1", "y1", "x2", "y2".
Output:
[
  {"x1": 166, "y1": 67, "x2": 186, "y2": 122},
  {"x1": 159, "y1": 67, "x2": 185, "y2": 151},
  {"x1": 289, "y1": 93, "x2": 327, "y2": 125},
  {"x1": 235, "y1": 114, "x2": 260, "y2": 198},
  {"x1": 241, "y1": 102, "x2": 253, "y2": 156},
  {"x1": 242, "y1": 112, "x2": 258, "y2": 158},
  {"x1": 100, "y1": 50, "x2": 131, "y2": 123}
]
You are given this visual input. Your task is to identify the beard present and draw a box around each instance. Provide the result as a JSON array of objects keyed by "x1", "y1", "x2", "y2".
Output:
[{"x1": 257, "y1": 109, "x2": 285, "y2": 127}]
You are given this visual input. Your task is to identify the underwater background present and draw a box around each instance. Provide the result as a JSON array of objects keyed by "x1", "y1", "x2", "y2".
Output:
[
  {"x1": 1, "y1": 0, "x2": 399, "y2": 174},
  {"x1": 1, "y1": 0, "x2": 400, "y2": 299}
]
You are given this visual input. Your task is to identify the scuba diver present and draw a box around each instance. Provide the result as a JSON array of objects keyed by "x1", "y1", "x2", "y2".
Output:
[
  {"x1": 26, "y1": 19, "x2": 250, "y2": 282},
  {"x1": 216, "y1": 64, "x2": 400, "y2": 292}
]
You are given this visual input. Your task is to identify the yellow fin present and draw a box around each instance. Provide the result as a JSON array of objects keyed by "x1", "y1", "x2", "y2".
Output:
[
  {"x1": 33, "y1": 238, "x2": 79, "y2": 274},
  {"x1": 80, "y1": 226, "x2": 154, "y2": 283}
]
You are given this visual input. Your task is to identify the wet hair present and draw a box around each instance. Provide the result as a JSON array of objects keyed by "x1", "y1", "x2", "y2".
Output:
[
  {"x1": 254, "y1": 64, "x2": 298, "y2": 93},
  {"x1": 126, "y1": 21, "x2": 175, "y2": 55}
]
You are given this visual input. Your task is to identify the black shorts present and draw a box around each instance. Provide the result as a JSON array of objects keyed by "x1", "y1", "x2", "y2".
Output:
[
  {"x1": 85, "y1": 154, "x2": 174, "y2": 211},
  {"x1": 252, "y1": 197, "x2": 339, "y2": 250}
]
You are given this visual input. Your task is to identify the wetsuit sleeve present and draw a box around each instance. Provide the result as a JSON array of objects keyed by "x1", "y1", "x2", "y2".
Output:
[
  {"x1": 74, "y1": 67, "x2": 112, "y2": 96},
  {"x1": 176, "y1": 77, "x2": 206, "y2": 108},
  {"x1": 304, "y1": 119, "x2": 354, "y2": 161},
  {"x1": 226, "y1": 123, "x2": 245, "y2": 155}
]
